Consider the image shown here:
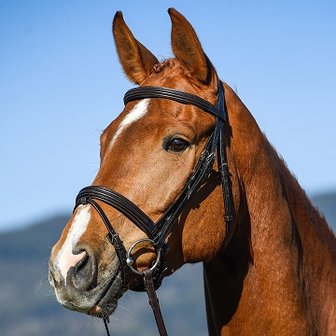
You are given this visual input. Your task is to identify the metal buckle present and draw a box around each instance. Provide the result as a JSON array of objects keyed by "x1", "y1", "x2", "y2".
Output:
[{"x1": 126, "y1": 238, "x2": 162, "y2": 275}]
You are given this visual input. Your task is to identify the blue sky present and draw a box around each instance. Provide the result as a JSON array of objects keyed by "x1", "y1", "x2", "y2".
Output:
[{"x1": 1, "y1": 0, "x2": 335, "y2": 231}]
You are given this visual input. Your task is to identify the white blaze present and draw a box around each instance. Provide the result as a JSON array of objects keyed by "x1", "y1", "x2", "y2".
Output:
[
  {"x1": 54, "y1": 100, "x2": 150, "y2": 282},
  {"x1": 55, "y1": 204, "x2": 91, "y2": 282},
  {"x1": 110, "y1": 99, "x2": 150, "y2": 149}
]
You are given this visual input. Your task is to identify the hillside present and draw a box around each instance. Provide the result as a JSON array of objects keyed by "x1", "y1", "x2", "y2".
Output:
[{"x1": 0, "y1": 192, "x2": 335, "y2": 336}]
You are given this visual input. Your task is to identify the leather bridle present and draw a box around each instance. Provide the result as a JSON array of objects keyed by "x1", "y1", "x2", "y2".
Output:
[{"x1": 74, "y1": 80, "x2": 234, "y2": 336}]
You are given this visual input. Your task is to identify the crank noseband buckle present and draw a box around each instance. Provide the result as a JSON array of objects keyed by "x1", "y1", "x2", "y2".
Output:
[{"x1": 126, "y1": 238, "x2": 162, "y2": 276}]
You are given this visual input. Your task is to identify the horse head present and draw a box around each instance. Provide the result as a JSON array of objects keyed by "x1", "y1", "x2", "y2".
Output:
[{"x1": 48, "y1": 8, "x2": 235, "y2": 318}]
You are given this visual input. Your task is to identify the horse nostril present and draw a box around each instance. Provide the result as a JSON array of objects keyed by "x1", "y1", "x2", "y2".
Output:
[
  {"x1": 76, "y1": 252, "x2": 89, "y2": 272},
  {"x1": 68, "y1": 249, "x2": 97, "y2": 291}
]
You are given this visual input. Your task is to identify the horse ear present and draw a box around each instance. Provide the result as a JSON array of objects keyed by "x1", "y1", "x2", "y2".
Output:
[
  {"x1": 112, "y1": 11, "x2": 159, "y2": 84},
  {"x1": 168, "y1": 8, "x2": 215, "y2": 84}
]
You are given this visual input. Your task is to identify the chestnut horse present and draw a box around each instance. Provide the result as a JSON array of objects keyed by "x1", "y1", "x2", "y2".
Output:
[{"x1": 48, "y1": 8, "x2": 336, "y2": 336}]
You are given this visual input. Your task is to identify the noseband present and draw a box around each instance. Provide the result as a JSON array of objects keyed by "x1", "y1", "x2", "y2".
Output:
[{"x1": 75, "y1": 81, "x2": 234, "y2": 335}]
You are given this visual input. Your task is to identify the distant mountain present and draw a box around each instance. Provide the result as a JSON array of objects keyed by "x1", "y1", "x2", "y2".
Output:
[
  {"x1": 0, "y1": 191, "x2": 335, "y2": 336},
  {"x1": 311, "y1": 191, "x2": 336, "y2": 230}
]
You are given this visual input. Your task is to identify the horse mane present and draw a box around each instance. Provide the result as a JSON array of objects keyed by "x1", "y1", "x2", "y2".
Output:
[{"x1": 152, "y1": 59, "x2": 176, "y2": 73}]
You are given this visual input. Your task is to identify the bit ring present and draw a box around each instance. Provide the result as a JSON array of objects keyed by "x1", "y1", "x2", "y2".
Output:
[{"x1": 126, "y1": 238, "x2": 161, "y2": 275}]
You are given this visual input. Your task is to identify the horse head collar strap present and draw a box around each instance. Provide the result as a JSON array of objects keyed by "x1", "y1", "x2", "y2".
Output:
[{"x1": 74, "y1": 81, "x2": 234, "y2": 336}]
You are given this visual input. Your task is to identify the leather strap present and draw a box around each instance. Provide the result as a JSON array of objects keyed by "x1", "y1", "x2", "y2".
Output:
[
  {"x1": 215, "y1": 82, "x2": 235, "y2": 248},
  {"x1": 152, "y1": 130, "x2": 218, "y2": 246},
  {"x1": 102, "y1": 271, "x2": 168, "y2": 336},
  {"x1": 143, "y1": 270, "x2": 168, "y2": 336},
  {"x1": 77, "y1": 186, "x2": 156, "y2": 239},
  {"x1": 124, "y1": 86, "x2": 225, "y2": 121},
  {"x1": 75, "y1": 197, "x2": 129, "y2": 291},
  {"x1": 103, "y1": 318, "x2": 111, "y2": 336}
]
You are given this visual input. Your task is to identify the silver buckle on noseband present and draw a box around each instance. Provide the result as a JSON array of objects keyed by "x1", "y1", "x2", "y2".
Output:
[{"x1": 126, "y1": 238, "x2": 162, "y2": 275}]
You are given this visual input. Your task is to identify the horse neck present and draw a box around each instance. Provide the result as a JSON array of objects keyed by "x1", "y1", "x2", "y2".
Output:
[{"x1": 204, "y1": 85, "x2": 336, "y2": 335}]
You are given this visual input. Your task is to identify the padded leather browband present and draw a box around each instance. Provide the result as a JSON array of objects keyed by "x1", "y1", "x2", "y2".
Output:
[{"x1": 124, "y1": 86, "x2": 226, "y2": 121}]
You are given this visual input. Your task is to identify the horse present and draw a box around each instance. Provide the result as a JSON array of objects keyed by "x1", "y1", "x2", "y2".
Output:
[{"x1": 48, "y1": 8, "x2": 336, "y2": 336}]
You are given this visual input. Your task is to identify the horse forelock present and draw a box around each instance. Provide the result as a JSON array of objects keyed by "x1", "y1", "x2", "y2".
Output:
[{"x1": 150, "y1": 58, "x2": 217, "y2": 94}]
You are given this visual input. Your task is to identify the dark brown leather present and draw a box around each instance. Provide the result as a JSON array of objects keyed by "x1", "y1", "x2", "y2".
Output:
[{"x1": 143, "y1": 270, "x2": 168, "y2": 336}]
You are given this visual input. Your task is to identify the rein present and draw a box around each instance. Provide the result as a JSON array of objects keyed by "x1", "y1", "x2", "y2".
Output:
[{"x1": 74, "y1": 81, "x2": 234, "y2": 335}]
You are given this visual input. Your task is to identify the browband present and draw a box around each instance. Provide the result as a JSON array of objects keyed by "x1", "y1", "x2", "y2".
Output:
[{"x1": 124, "y1": 86, "x2": 226, "y2": 121}]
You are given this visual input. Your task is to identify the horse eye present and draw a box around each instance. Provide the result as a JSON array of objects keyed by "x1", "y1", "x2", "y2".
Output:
[{"x1": 166, "y1": 138, "x2": 190, "y2": 152}]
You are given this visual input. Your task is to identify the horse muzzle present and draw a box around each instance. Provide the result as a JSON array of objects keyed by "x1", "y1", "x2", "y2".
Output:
[{"x1": 48, "y1": 244, "x2": 124, "y2": 317}]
